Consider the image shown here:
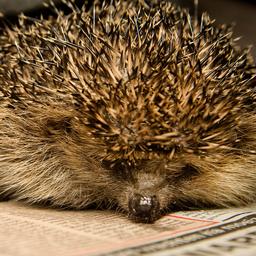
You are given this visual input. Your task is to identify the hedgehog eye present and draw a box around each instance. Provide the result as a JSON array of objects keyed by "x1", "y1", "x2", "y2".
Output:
[
  {"x1": 112, "y1": 160, "x2": 130, "y2": 172},
  {"x1": 101, "y1": 159, "x2": 133, "y2": 180},
  {"x1": 175, "y1": 164, "x2": 200, "y2": 181}
]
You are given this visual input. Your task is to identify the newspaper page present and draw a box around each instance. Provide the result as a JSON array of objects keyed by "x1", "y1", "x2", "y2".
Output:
[{"x1": 0, "y1": 201, "x2": 255, "y2": 256}]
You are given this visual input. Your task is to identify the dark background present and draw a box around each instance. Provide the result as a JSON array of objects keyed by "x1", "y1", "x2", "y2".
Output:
[{"x1": 0, "y1": 0, "x2": 256, "y2": 59}]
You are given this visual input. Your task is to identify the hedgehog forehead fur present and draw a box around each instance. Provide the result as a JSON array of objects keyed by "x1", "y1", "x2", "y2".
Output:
[{"x1": 0, "y1": 0, "x2": 255, "y2": 162}]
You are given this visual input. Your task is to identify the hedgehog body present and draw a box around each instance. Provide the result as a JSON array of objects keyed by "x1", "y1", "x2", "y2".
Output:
[{"x1": 0, "y1": 0, "x2": 256, "y2": 223}]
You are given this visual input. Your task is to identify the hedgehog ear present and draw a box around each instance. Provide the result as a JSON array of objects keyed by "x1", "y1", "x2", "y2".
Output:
[{"x1": 45, "y1": 117, "x2": 73, "y2": 135}]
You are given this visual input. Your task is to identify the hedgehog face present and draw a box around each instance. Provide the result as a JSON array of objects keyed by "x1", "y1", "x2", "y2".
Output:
[
  {"x1": 23, "y1": 107, "x2": 254, "y2": 223},
  {"x1": 97, "y1": 149, "x2": 256, "y2": 223}
]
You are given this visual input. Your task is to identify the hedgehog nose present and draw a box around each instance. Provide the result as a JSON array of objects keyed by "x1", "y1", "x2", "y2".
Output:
[{"x1": 128, "y1": 194, "x2": 160, "y2": 223}]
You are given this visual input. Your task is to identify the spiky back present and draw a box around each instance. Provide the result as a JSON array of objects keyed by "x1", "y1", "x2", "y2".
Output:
[{"x1": 0, "y1": 0, "x2": 255, "y2": 159}]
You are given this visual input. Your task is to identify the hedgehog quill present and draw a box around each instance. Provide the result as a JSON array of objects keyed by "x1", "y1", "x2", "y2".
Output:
[{"x1": 0, "y1": 0, "x2": 255, "y2": 223}]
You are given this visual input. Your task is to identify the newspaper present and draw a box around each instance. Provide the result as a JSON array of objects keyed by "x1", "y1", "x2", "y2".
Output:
[{"x1": 0, "y1": 201, "x2": 255, "y2": 256}]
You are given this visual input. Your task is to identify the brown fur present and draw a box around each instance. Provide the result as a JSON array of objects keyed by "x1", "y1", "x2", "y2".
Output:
[{"x1": 0, "y1": 0, "x2": 255, "y2": 223}]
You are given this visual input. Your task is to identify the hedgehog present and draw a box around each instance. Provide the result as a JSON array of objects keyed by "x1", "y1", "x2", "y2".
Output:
[{"x1": 0, "y1": 0, "x2": 255, "y2": 223}]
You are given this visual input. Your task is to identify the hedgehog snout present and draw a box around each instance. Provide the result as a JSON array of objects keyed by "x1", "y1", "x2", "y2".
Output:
[
  {"x1": 128, "y1": 193, "x2": 160, "y2": 223},
  {"x1": 124, "y1": 165, "x2": 169, "y2": 223}
]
